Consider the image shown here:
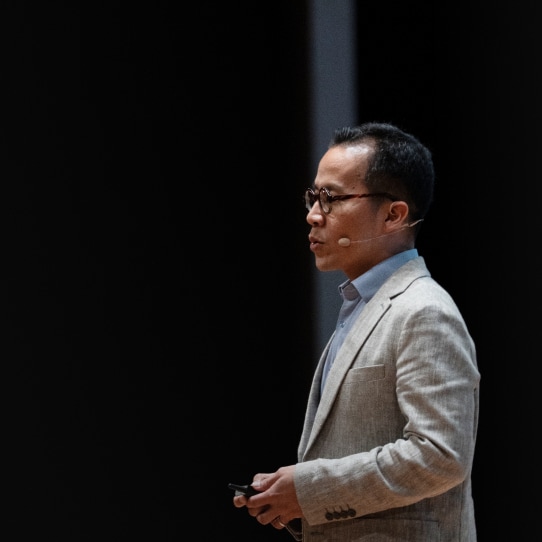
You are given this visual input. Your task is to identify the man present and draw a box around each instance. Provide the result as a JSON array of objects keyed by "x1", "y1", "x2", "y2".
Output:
[{"x1": 233, "y1": 122, "x2": 480, "y2": 541}]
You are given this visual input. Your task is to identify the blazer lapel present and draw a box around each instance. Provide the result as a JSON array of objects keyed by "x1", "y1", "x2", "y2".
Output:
[
  {"x1": 299, "y1": 257, "x2": 430, "y2": 460},
  {"x1": 300, "y1": 297, "x2": 391, "y2": 459}
]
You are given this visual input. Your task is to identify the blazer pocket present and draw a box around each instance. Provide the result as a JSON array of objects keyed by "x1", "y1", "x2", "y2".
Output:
[{"x1": 344, "y1": 364, "x2": 385, "y2": 383}]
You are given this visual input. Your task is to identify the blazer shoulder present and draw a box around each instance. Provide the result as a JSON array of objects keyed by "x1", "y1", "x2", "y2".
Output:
[{"x1": 384, "y1": 256, "x2": 432, "y2": 295}]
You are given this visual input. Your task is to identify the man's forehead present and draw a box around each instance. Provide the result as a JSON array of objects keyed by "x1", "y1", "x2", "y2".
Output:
[{"x1": 316, "y1": 146, "x2": 370, "y2": 186}]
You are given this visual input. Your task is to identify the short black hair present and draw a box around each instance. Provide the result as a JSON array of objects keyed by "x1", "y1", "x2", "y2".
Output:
[{"x1": 330, "y1": 122, "x2": 435, "y2": 221}]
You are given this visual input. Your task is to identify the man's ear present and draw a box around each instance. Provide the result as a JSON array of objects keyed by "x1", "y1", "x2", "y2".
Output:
[{"x1": 384, "y1": 201, "x2": 410, "y2": 229}]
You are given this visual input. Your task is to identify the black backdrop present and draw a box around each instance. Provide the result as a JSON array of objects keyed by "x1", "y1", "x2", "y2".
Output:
[{"x1": 3, "y1": 2, "x2": 537, "y2": 541}]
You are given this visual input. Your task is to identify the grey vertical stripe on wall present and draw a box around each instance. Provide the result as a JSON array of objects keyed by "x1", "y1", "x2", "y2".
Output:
[{"x1": 308, "y1": 0, "x2": 357, "y2": 357}]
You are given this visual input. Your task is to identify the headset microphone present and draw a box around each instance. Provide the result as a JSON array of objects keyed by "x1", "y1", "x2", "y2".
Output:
[{"x1": 338, "y1": 219, "x2": 424, "y2": 247}]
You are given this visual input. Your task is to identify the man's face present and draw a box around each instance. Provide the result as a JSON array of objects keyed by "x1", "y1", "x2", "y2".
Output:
[{"x1": 306, "y1": 144, "x2": 394, "y2": 279}]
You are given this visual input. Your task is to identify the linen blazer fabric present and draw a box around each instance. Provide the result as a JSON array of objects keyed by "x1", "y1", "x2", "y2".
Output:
[{"x1": 294, "y1": 256, "x2": 480, "y2": 542}]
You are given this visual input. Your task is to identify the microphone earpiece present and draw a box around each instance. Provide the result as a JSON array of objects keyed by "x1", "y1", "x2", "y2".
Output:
[
  {"x1": 403, "y1": 218, "x2": 424, "y2": 229},
  {"x1": 338, "y1": 219, "x2": 424, "y2": 246}
]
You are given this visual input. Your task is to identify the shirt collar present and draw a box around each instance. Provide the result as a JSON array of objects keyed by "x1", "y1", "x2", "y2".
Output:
[{"x1": 339, "y1": 249, "x2": 418, "y2": 303}]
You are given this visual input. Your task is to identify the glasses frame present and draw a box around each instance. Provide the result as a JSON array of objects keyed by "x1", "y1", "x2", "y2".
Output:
[{"x1": 304, "y1": 186, "x2": 398, "y2": 214}]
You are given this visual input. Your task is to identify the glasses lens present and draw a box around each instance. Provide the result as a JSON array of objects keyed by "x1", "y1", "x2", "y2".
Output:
[
  {"x1": 320, "y1": 187, "x2": 331, "y2": 213},
  {"x1": 304, "y1": 189, "x2": 315, "y2": 211},
  {"x1": 304, "y1": 188, "x2": 332, "y2": 213}
]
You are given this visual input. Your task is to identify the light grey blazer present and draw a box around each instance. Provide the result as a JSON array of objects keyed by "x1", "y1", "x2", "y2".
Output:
[{"x1": 295, "y1": 257, "x2": 480, "y2": 541}]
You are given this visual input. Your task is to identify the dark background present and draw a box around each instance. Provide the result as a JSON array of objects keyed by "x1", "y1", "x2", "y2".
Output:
[{"x1": 3, "y1": 2, "x2": 537, "y2": 541}]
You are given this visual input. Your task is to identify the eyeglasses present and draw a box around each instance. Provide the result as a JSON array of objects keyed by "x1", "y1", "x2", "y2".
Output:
[{"x1": 304, "y1": 187, "x2": 397, "y2": 214}]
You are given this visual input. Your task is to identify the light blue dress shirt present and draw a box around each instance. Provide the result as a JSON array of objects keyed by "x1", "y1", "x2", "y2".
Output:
[{"x1": 320, "y1": 249, "x2": 419, "y2": 395}]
